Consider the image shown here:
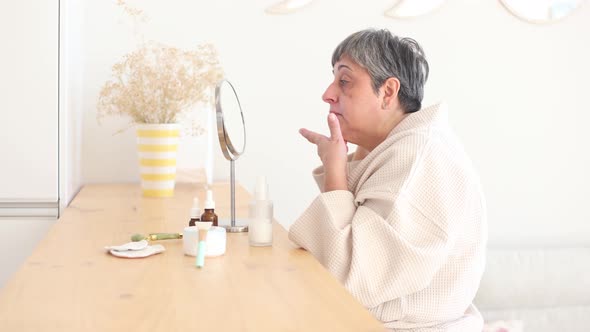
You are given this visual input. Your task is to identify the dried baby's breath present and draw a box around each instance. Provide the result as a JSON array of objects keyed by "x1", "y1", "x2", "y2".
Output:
[
  {"x1": 97, "y1": 42, "x2": 224, "y2": 132},
  {"x1": 116, "y1": 0, "x2": 146, "y2": 21}
]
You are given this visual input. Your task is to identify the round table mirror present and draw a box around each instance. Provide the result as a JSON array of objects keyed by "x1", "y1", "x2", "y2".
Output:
[
  {"x1": 215, "y1": 79, "x2": 248, "y2": 232},
  {"x1": 500, "y1": 0, "x2": 584, "y2": 24}
]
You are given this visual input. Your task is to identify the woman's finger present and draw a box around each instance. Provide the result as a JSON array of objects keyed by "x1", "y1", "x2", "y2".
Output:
[
  {"x1": 327, "y1": 113, "x2": 343, "y2": 141},
  {"x1": 299, "y1": 128, "x2": 325, "y2": 145}
]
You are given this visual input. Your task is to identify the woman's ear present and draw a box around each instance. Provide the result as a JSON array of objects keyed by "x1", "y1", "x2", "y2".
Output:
[{"x1": 381, "y1": 77, "x2": 400, "y2": 109}]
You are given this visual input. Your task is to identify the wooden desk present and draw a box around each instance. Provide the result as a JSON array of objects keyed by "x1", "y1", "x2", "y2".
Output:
[{"x1": 0, "y1": 184, "x2": 384, "y2": 331}]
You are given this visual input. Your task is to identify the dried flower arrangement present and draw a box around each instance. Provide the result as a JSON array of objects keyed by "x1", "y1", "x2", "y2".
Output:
[{"x1": 97, "y1": 1, "x2": 224, "y2": 135}]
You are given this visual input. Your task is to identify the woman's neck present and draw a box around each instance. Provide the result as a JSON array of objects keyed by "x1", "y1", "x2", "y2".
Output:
[{"x1": 363, "y1": 109, "x2": 408, "y2": 151}]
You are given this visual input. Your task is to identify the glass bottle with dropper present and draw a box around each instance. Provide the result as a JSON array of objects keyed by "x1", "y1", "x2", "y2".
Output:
[
  {"x1": 200, "y1": 190, "x2": 218, "y2": 227},
  {"x1": 188, "y1": 197, "x2": 201, "y2": 227}
]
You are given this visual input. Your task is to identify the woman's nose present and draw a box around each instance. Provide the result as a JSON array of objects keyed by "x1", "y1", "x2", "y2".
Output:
[{"x1": 322, "y1": 83, "x2": 337, "y2": 104}]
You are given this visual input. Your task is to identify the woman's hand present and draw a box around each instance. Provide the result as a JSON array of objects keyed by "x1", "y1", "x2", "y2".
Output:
[{"x1": 299, "y1": 113, "x2": 348, "y2": 192}]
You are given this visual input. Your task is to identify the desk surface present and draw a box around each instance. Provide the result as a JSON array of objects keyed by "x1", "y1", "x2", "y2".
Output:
[{"x1": 0, "y1": 183, "x2": 383, "y2": 331}]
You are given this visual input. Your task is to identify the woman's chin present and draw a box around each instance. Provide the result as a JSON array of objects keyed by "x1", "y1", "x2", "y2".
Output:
[{"x1": 342, "y1": 135, "x2": 355, "y2": 145}]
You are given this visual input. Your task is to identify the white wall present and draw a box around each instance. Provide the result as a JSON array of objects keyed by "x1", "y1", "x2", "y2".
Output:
[
  {"x1": 60, "y1": 0, "x2": 84, "y2": 211},
  {"x1": 75, "y1": 0, "x2": 590, "y2": 247}
]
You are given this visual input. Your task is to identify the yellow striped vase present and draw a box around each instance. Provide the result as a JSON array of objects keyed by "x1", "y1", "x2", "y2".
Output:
[{"x1": 136, "y1": 123, "x2": 180, "y2": 197}]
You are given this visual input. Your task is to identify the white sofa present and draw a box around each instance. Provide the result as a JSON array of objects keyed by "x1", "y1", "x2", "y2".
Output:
[{"x1": 474, "y1": 247, "x2": 590, "y2": 331}]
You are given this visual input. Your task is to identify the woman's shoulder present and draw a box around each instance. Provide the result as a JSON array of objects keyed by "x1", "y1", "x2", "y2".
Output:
[
  {"x1": 387, "y1": 101, "x2": 451, "y2": 138},
  {"x1": 352, "y1": 134, "x2": 429, "y2": 197}
]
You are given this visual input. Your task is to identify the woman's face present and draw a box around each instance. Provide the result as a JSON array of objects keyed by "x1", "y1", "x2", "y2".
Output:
[{"x1": 322, "y1": 56, "x2": 383, "y2": 146}]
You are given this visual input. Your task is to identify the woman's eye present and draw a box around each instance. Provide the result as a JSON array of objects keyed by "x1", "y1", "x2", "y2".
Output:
[{"x1": 339, "y1": 79, "x2": 349, "y2": 86}]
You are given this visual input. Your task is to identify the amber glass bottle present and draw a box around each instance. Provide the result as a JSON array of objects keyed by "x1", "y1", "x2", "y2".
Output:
[{"x1": 200, "y1": 190, "x2": 218, "y2": 227}]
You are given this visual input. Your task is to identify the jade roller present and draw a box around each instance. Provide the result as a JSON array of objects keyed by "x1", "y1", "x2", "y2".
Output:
[{"x1": 131, "y1": 233, "x2": 183, "y2": 242}]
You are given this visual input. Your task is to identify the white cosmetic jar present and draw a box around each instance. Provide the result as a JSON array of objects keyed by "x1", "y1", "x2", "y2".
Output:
[{"x1": 183, "y1": 226, "x2": 227, "y2": 257}]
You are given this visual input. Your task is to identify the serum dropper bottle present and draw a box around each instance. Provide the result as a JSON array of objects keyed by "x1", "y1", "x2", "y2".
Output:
[
  {"x1": 188, "y1": 197, "x2": 201, "y2": 227},
  {"x1": 200, "y1": 190, "x2": 218, "y2": 227}
]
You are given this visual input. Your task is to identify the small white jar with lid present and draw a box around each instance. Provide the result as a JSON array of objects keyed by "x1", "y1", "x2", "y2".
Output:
[{"x1": 183, "y1": 226, "x2": 226, "y2": 257}]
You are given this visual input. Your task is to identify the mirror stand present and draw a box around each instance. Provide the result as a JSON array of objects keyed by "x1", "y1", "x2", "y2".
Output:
[
  {"x1": 224, "y1": 159, "x2": 248, "y2": 232},
  {"x1": 215, "y1": 79, "x2": 248, "y2": 233}
]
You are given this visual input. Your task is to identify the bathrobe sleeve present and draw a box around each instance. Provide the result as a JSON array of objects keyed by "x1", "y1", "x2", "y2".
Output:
[
  {"x1": 311, "y1": 153, "x2": 360, "y2": 193},
  {"x1": 289, "y1": 165, "x2": 455, "y2": 309}
]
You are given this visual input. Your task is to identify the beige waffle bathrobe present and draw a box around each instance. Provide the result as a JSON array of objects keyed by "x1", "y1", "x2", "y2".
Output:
[{"x1": 289, "y1": 103, "x2": 487, "y2": 331}]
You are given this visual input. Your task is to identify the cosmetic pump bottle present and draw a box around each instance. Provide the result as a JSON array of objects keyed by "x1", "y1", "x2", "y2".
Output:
[
  {"x1": 188, "y1": 197, "x2": 201, "y2": 227},
  {"x1": 248, "y1": 176, "x2": 273, "y2": 247},
  {"x1": 200, "y1": 190, "x2": 218, "y2": 227}
]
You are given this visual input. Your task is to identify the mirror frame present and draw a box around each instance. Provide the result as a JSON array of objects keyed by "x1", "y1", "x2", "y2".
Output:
[{"x1": 215, "y1": 79, "x2": 246, "y2": 161}]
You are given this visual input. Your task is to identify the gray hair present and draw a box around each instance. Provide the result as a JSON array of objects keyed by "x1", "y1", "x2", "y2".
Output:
[{"x1": 331, "y1": 28, "x2": 429, "y2": 114}]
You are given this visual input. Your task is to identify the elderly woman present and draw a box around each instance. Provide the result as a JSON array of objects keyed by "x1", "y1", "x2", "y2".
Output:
[{"x1": 289, "y1": 29, "x2": 487, "y2": 331}]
